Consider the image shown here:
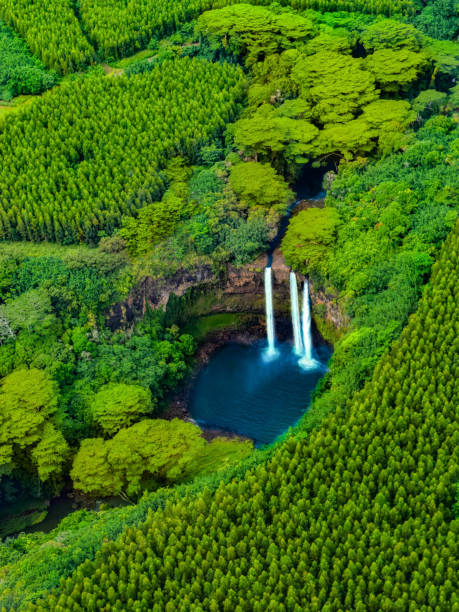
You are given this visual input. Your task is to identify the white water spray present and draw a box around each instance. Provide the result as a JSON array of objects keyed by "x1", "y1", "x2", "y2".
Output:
[
  {"x1": 299, "y1": 279, "x2": 317, "y2": 369},
  {"x1": 289, "y1": 272, "x2": 303, "y2": 355},
  {"x1": 264, "y1": 267, "x2": 277, "y2": 358}
]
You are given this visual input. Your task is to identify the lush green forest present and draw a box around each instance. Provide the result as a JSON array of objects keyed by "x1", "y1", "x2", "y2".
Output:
[
  {"x1": 23, "y1": 223, "x2": 458, "y2": 611},
  {"x1": 1, "y1": 0, "x2": 455, "y2": 73},
  {"x1": 0, "y1": 59, "x2": 246, "y2": 243},
  {"x1": 0, "y1": 1, "x2": 457, "y2": 610},
  {"x1": 0, "y1": 21, "x2": 57, "y2": 100},
  {"x1": 0, "y1": 0, "x2": 95, "y2": 74}
]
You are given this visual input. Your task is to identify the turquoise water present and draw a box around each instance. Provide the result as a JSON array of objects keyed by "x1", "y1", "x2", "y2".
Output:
[{"x1": 189, "y1": 340, "x2": 331, "y2": 446}]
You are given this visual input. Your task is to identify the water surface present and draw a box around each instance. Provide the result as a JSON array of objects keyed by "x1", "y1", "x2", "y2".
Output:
[{"x1": 190, "y1": 340, "x2": 330, "y2": 446}]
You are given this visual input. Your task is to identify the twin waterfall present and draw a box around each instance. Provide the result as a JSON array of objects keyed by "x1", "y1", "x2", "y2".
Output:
[
  {"x1": 264, "y1": 267, "x2": 277, "y2": 358},
  {"x1": 264, "y1": 266, "x2": 317, "y2": 368}
]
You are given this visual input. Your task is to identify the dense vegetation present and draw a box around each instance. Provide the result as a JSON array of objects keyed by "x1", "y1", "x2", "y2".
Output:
[
  {"x1": 283, "y1": 115, "x2": 458, "y2": 407},
  {"x1": 0, "y1": 58, "x2": 246, "y2": 244},
  {"x1": 78, "y1": 0, "x2": 417, "y2": 62},
  {"x1": 24, "y1": 223, "x2": 458, "y2": 611},
  {"x1": 0, "y1": 0, "x2": 95, "y2": 74},
  {"x1": 1, "y1": 0, "x2": 453, "y2": 77},
  {"x1": 0, "y1": 2, "x2": 456, "y2": 609},
  {"x1": 0, "y1": 243, "x2": 219, "y2": 513},
  {"x1": 0, "y1": 21, "x2": 56, "y2": 100},
  {"x1": 118, "y1": 155, "x2": 292, "y2": 262},
  {"x1": 197, "y1": 6, "x2": 441, "y2": 173}
]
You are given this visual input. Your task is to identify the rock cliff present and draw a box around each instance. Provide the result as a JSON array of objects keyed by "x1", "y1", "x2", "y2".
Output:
[{"x1": 107, "y1": 247, "x2": 346, "y2": 341}]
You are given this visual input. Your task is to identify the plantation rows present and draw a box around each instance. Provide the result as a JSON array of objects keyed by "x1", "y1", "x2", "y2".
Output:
[
  {"x1": 288, "y1": 0, "x2": 414, "y2": 16},
  {"x1": 0, "y1": 0, "x2": 416, "y2": 70},
  {"x1": 27, "y1": 222, "x2": 458, "y2": 611},
  {"x1": 0, "y1": 0, "x2": 95, "y2": 75},
  {"x1": 0, "y1": 58, "x2": 246, "y2": 244}
]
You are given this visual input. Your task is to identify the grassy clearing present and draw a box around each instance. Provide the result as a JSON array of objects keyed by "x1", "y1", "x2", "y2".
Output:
[
  {"x1": 0, "y1": 95, "x2": 35, "y2": 122},
  {"x1": 110, "y1": 48, "x2": 155, "y2": 70},
  {"x1": 0, "y1": 240, "x2": 98, "y2": 259},
  {"x1": 187, "y1": 438, "x2": 254, "y2": 478},
  {"x1": 183, "y1": 313, "x2": 252, "y2": 340}
]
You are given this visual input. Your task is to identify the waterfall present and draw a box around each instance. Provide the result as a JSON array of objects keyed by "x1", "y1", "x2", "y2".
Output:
[
  {"x1": 302, "y1": 280, "x2": 313, "y2": 361},
  {"x1": 264, "y1": 266, "x2": 277, "y2": 357},
  {"x1": 289, "y1": 272, "x2": 303, "y2": 355},
  {"x1": 299, "y1": 279, "x2": 317, "y2": 369}
]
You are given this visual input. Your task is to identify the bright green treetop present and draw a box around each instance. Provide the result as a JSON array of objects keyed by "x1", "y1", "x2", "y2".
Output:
[
  {"x1": 89, "y1": 383, "x2": 153, "y2": 436},
  {"x1": 282, "y1": 208, "x2": 341, "y2": 275},
  {"x1": 360, "y1": 19, "x2": 425, "y2": 52},
  {"x1": 364, "y1": 48, "x2": 430, "y2": 94},
  {"x1": 71, "y1": 418, "x2": 207, "y2": 496},
  {"x1": 229, "y1": 162, "x2": 294, "y2": 210},
  {"x1": 291, "y1": 52, "x2": 378, "y2": 125},
  {"x1": 304, "y1": 30, "x2": 353, "y2": 56},
  {"x1": 232, "y1": 104, "x2": 318, "y2": 164},
  {"x1": 197, "y1": 4, "x2": 313, "y2": 66},
  {"x1": 0, "y1": 368, "x2": 68, "y2": 481}
]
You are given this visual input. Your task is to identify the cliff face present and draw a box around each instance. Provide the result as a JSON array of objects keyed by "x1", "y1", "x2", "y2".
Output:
[
  {"x1": 309, "y1": 282, "x2": 349, "y2": 342},
  {"x1": 107, "y1": 248, "x2": 347, "y2": 340},
  {"x1": 107, "y1": 249, "x2": 291, "y2": 330}
]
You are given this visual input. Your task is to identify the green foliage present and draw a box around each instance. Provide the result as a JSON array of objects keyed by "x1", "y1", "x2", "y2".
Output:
[
  {"x1": 0, "y1": 58, "x2": 246, "y2": 244},
  {"x1": 0, "y1": 21, "x2": 57, "y2": 100},
  {"x1": 88, "y1": 383, "x2": 153, "y2": 436},
  {"x1": 0, "y1": 0, "x2": 95, "y2": 74},
  {"x1": 71, "y1": 419, "x2": 207, "y2": 496},
  {"x1": 197, "y1": 4, "x2": 314, "y2": 66},
  {"x1": 364, "y1": 47, "x2": 430, "y2": 93},
  {"x1": 185, "y1": 437, "x2": 253, "y2": 477},
  {"x1": 292, "y1": 51, "x2": 379, "y2": 125},
  {"x1": 119, "y1": 158, "x2": 195, "y2": 256},
  {"x1": 224, "y1": 216, "x2": 270, "y2": 265},
  {"x1": 26, "y1": 225, "x2": 458, "y2": 611},
  {"x1": 282, "y1": 208, "x2": 341, "y2": 274},
  {"x1": 79, "y1": 0, "x2": 208, "y2": 60},
  {"x1": 360, "y1": 18, "x2": 425, "y2": 51},
  {"x1": 229, "y1": 161, "x2": 294, "y2": 209},
  {"x1": 212, "y1": 7, "x2": 425, "y2": 168},
  {"x1": 0, "y1": 444, "x2": 269, "y2": 610},
  {"x1": 309, "y1": 117, "x2": 458, "y2": 404},
  {"x1": 286, "y1": 0, "x2": 415, "y2": 15},
  {"x1": 74, "y1": 0, "x2": 418, "y2": 66},
  {"x1": 412, "y1": 88, "x2": 448, "y2": 117},
  {"x1": 0, "y1": 368, "x2": 68, "y2": 482},
  {"x1": 232, "y1": 102, "x2": 319, "y2": 165},
  {"x1": 415, "y1": 0, "x2": 459, "y2": 40}
]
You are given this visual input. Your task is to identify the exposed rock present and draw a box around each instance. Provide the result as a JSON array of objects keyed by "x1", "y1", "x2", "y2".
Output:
[
  {"x1": 295, "y1": 197, "x2": 325, "y2": 212},
  {"x1": 106, "y1": 244, "x2": 347, "y2": 341},
  {"x1": 107, "y1": 265, "x2": 214, "y2": 330},
  {"x1": 309, "y1": 281, "x2": 350, "y2": 342},
  {"x1": 107, "y1": 250, "x2": 291, "y2": 331}
]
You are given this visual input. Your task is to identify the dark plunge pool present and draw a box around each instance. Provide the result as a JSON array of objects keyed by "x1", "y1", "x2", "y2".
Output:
[{"x1": 189, "y1": 340, "x2": 331, "y2": 446}]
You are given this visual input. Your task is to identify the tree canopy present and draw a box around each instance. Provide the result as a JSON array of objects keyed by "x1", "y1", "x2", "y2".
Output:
[
  {"x1": 88, "y1": 383, "x2": 153, "y2": 436},
  {"x1": 229, "y1": 161, "x2": 294, "y2": 210},
  {"x1": 0, "y1": 368, "x2": 68, "y2": 482},
  {"x1": 71, "y1": 419, "x2": 207, "y2": 496},
  {"x1": 282, "y1": 208, "x2": 341, "y2": 274}
]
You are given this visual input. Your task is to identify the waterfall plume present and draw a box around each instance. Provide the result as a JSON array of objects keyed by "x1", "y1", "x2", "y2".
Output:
[
  {"x1": 289, "y1": 272, "x2": 303, "y2": 355},
  {"x1": 299, "y1": 279, "x2": 318, "y2": 370},
  {"x1": 264, "y1": 266, "x2": 278, "y2": 358}
]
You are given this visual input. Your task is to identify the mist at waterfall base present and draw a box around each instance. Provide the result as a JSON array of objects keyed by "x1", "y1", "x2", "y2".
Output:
[{"x1": 189, "y1": 340, "x2": 330, "y2": 446}]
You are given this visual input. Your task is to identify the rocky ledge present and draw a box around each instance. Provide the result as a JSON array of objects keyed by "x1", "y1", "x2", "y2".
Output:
[{"x1": 107, "y1": 246, "x2": 346, "y2": 341}]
